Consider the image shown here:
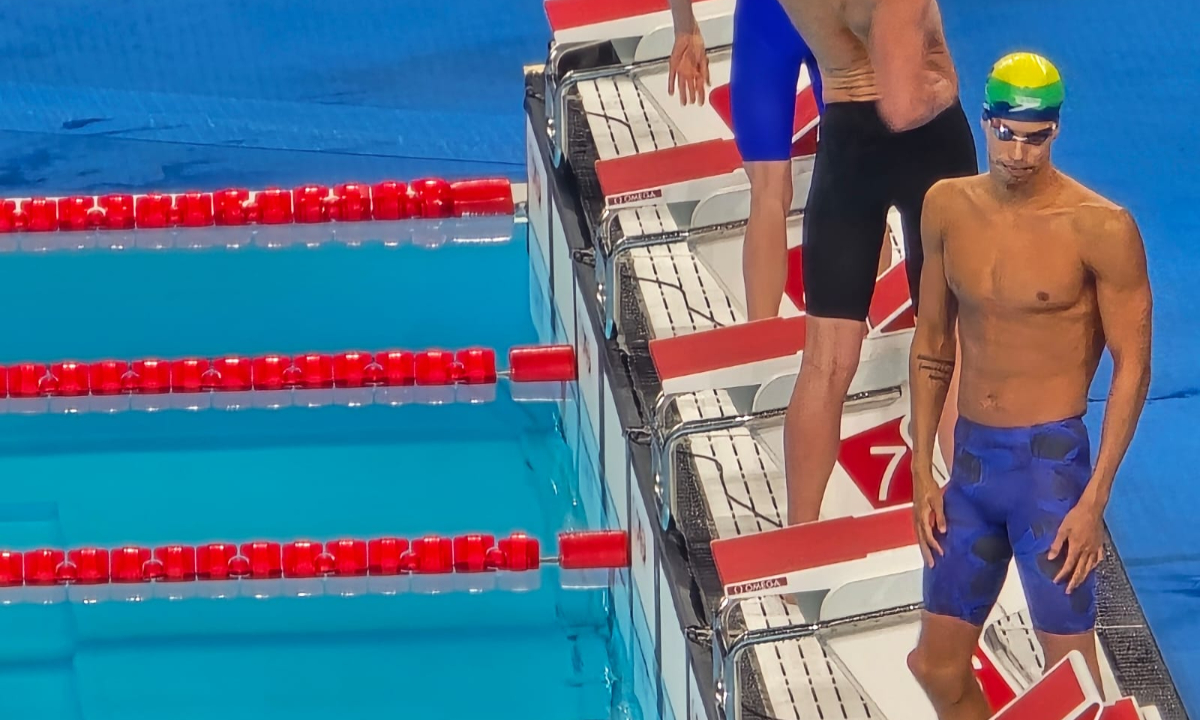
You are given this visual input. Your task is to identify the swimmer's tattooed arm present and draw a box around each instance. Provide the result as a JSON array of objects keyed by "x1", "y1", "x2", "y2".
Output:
[
  {"x1": 909, "y1": 181, "x2": 960, "y2": 565},
  {"x1": 909, "y1": 181, "x2": 959, "y2": 473},
  {"x1": 916, "y1": 354, "x2": 955, "y2": 383}
]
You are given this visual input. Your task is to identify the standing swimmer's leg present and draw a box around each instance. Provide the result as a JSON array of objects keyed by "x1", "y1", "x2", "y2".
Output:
[
  {"x1": 908, "y1": 613, "x2": 994, "y2": 720},
  {"x1": 1038, "y1": 630, "x2": 1103, "y2": 691},
  {"x1": 785, "y1": 109, "x2": 890, "y2": 522},
  {"x1": 1014, "y1": 417, "x2": 1104, "y2": 692},
  {"x1": 730, "y1": 0, "x2": 813, "y2": 319},
  {"x1": 742, "y1": 162, "x2": 793, "y2": 320},
  {"x1": 785, "y1": 316, "x2": 872, "y2": 522},
  {"x1": 912, "y1": 445, "x2": 1013, "y2": 720}
]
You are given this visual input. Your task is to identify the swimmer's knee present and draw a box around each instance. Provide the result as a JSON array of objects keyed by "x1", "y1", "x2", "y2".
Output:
[
  {"x1": 907, "y1": 647, "x2": 975, "y2": 706},
  {"x1": 800, "y1": 316, "x2": 864, "y2": 382},
  {"x1": 744, "y1": 161, "x2": 793, "y2": 207},
  {"x1": 1037, "y1": 628, "x2": 1102, "y2": 687}
]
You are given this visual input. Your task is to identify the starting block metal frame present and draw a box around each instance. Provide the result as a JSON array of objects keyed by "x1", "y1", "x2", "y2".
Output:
[
  {"x1": 596, "y1": 215, "x2": 755, "y2": 341},
  {"x1": 711, "y1": 594, "x2": 923, "y2": 720},
  {"x1": 545, "y1": 46, "x2": 733, "y2": 170},
  {"x1": 648, "y1": 384, "x2": 903, "y2": 532},
  {"x1": 547, "y1": 38, "x2": 817, "y2": 340},
  {"x1": 547, "y1": 58, "x2": 638, "y2": 169},
  {"x1": 596, "y1": 224, "x2": 687, "y2": 340},
  {"x1": 597, "y1": 205, "x2": 812, "y2": 340}
]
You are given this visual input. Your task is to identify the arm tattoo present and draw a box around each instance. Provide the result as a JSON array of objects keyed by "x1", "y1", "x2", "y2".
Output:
[{"x1": 917, "y1": 354, "x2": 955, "y2": 383}]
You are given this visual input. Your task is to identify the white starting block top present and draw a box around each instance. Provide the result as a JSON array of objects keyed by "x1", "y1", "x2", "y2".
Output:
[
  {"x1": 594, "y1": 87, "x2": 819, "y2": 211},
  {"x1": 566, "y1": 32, "x2": 818, "y2": 232},
  {"x1": 648, "y1": 257, "x2": 915, "y2": 399},
  {"x1": 545, "y1": 0, "x2": 734, "y2": 48}
]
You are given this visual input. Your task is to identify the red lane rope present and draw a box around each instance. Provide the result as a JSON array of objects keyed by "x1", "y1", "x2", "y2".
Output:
[
  {"x1": 0, "y1": 178, "x2": 515, "y2": 234},
  {"x1": 0, "y1": 530, "x2": 629, "y2": 587},
  {"x1": 0, "y1": 345, "x2": 576, "y2": 399}
]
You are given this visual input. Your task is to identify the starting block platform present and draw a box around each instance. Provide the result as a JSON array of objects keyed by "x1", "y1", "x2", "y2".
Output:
[
  {"x1": 525, "y1": 3, "x2": 1189, "y2": 719},
  {"x1": 710, "y1": 506, "x2": 1154, "y2": 720}
]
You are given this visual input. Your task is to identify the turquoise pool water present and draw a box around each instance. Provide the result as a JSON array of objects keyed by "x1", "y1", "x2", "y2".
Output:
[{"x1": 0, "y1": 227, "x2": 635, "y2": 719}]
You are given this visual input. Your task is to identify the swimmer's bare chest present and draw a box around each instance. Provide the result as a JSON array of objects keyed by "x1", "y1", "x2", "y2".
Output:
[
  {"x1": 942, "y1": 181, "x2": 1105, "y2": 424},
  {"x1": 946, "y1": 198, "x2": 1088, "y2": 317}
]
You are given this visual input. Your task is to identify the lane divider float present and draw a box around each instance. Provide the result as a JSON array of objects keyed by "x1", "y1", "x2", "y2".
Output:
[
  {"x1": 0, "y1": 177, "x2": 518, "y2": 252},
  {"x1": 0, "y1": 344, "x2": 577, "y2": 413},
  {"x1": 0, "y1": 530, "x2": 628, "y2": 603}
]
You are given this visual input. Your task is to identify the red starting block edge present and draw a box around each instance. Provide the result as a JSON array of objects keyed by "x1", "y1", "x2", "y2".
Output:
[
  {"x1": 0, "y1": 530, "x2": 628, "y2": 593},
  {"x1": 0, "y1": 178, "x2": 515, "y2": 234},
  {"x1": 985, "y1": 650, "x2": 1102, "y2": 720},
  {"x1": 0, "y1": 345, "x2": 577, "y2": 403}
]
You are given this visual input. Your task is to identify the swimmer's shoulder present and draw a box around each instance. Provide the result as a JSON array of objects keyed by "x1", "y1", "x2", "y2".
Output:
[
  {"x1": 1055, "y1": 174, "x2": 1143, "y2": 269},
  {"x1": 925, "y1": 174, "x2": 986, "y2": 214},
  {"x1": 1050, "y1": 171, "x2": 1118, "y2": 212},
  {"x1": 1058, "y1": 173, "x2": 1138, "y2": 239}
]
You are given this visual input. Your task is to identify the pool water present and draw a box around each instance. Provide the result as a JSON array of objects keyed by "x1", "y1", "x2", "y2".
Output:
[
  {"x1": 0, "y1": 227, "x2": 638, "y2": 720},
  {"x1": 0, "y1": 239, "x2": 532, "y2": 361}
]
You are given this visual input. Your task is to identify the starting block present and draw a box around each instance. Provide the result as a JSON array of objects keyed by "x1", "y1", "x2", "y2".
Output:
[
  {"x1": 706, "y1": 507, "x2": 1139, "y2": 720},
  {"x1": 644, "y1": 254, "x2": 919, "y2": 531},
  {"x1": 594, "y1": 87, "x2": 818, "y2": 215},
  {"x1": 545, "y1": 0, "x2": 735, "y2": 59},
  {"x1": 556, "y1": 12, "x2": 822, "y2": 339},
  {"x1": 710, "y1": 504, "x2": 936, "y2": 715},
  {"x1": 544, "y1": 0, "x2": 745, "y2": 178},
  {"x1": 987, "y1": 652, "x2": 1103, "y2": 720},
  {"x1": 711, "y1": 505, "x2": 920, "y2": 603},
  {"x1": 589, "y1": 69, "x2": 819, "y2": 272},
  {"x1": 648, "y1": 258, "x2": 915, "y2": 400}
]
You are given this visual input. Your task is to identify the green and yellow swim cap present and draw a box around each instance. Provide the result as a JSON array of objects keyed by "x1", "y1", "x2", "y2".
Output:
[{"x1": 984, "y1": 52, "x2": 1064, "y2": 122}]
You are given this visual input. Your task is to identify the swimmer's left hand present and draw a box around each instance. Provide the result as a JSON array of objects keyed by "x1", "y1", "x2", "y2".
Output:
[{"x1": 1048, "y1": 500, "x2": 1106, "y2": 594}]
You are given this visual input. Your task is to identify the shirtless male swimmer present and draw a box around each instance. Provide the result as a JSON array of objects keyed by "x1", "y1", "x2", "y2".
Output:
[
  {"x1": 907, "y1": 53, "x2": 1152, "y2": 718},
  {"x1": 771, "y1": 0, "x2": 978, "y2": 524}
]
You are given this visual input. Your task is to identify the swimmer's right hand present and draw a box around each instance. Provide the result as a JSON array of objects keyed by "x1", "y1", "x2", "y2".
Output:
[
  {"x1": 912, "y1": 471, "x2": 947, "y2": 567},
  {"x1": 667, "y1": 28, "x2": 710, "y2": 107}
]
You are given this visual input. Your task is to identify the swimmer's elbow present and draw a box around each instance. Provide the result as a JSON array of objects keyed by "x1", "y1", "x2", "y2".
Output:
[
  {"x1": 876, "y1": 95, "x2": 926, "y2": 133},
  {"x1": 1111, "y1": 339, "x2": 1152, "y2": 380},
  {"x1": 911, "y1": 317, "x2": 950, "y2": 356}
]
